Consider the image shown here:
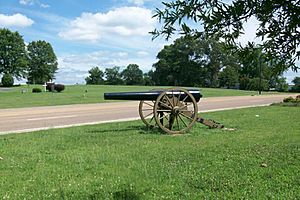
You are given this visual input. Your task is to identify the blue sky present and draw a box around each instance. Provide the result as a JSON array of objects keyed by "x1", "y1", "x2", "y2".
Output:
[{"x1": 0, "y1": 0, "x2": 299, "y2": 84}]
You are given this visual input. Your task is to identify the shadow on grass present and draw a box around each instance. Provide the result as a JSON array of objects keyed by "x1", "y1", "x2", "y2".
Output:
[
  {"x1": 87, "y1": 125, "x2": 163, "y2": 135},
  {"x1": 113, "y1": 188, "x2": 140, "y2": 200}
]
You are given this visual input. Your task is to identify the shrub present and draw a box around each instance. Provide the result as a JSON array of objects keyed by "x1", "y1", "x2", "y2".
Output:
[
  {"x1": 1, "y1": 73, "x2": 14, "y2": 87},
  {"x1": 32, "y1": 88, "x2": 42, "y2": 93},
  {"x1": 46, "y1": 82, "x2": 55, "y2": 92},
  {"x1": 283, "y1": 96, "x2": 300, "y2": 103},
  {"x1": 283, "y1": 97, "x2": 294, "y2": 103},
  {"x1": 54, "y1": 84, "x2": 65, "y2": 92}
]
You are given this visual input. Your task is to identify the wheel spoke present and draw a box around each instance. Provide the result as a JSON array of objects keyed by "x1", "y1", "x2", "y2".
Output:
[
  {"x1": 182, "y1": 94, "x2": 188, "y2": 103},
  {"x1": 172, "y1": 90, "x2": 175, "y2": 106},
  {"x1": 157, "y1": 109, "x2": 172, "y2": 112},
  {"x1": 149, "y1": 116, "x2": 154, "y2": 123},
  {"x1": 144, "y1": 112, "x2": 153, "y2": 118},
  {"x1": 175, "y1": 115, "x2": 180, "y2": 131},
  {"x1": 164, "y1": 95, "x2": 174, "y2": 108},
  {"x1": 142, "y1": 108, "x2": 153, "y2": 111},
  {"x1": 159, "y1": 113, "x2": 170, "y2": 121},
  {"x1": 179, "y1": 103, "x2": 192, "y2": 110},
  {"x1": 177, "y1": 91, "x2": 182, "y2": 106},
  {"x1": 179, "y1": 112, "x2": 195, "y2": 121},
  {"x1": 143, "y1": 101, "x2": 154, "y2": 107},
  {"x1": 178, "y1": 114, "x2": 188, "y2": 128},
  {"x1": 159, "y1": 101, "x2": 173, "y2": 110}
]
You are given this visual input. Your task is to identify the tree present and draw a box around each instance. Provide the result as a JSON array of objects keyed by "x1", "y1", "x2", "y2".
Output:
[
  {"x1": 143, "y1": 70, "x2": 155, "y2": 86},
  {"x1": 219, "y1": 66, "x2": 239, "y2": 88},
  {"x1": 105, "y1": 66, "x2": 123, "y2": 85},
  {"x1": 274, "y1": 77, "x2": 288, "y2": 92},
  {"x1": 152, "y1": 0, "x2": 299, "y2": 72},
  {"x1": 0, "y1": 28, "x2": 28, "y2": 81},
  {"x1": 121, "y1": 64, "x2": 144, "y2": 85},
  {"x1": 27, "y1": 40, "x2": 58, "y2": 84},
  {"x1": 153, "y1": 35, "x2": 237, "y2": 87},
  {"x1": 85, "y1": 66, "x2": 104, "y2": 85},
  {"x1": 1, "y1": 73, "x2": 14, "y2": 87},
  {"x1": 291, "y1": 77, "x2": 300, "y2": 92}
]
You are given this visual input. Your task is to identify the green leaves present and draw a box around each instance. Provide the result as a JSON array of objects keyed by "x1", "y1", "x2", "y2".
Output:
[
  {"x1": 85, "y1": 67, "x2": 104, "y2": 85},
  {"x1": 27, "y1": 40, "x2": 58, "y2": 84},
  {"x1": 152, "y1": 0, "x2": 300, "y2": 72},
  {"x1": 0, "y1": 28, "x2": 28, "y2": 80}
]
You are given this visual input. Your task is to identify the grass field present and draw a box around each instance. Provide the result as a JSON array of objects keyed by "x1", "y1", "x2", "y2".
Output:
[
  {"x1": 0, "y1": 84, "x2": 272, "y2": 109},
  {"x1": 0, "y1": 105, "x2": 299, "y2": 199}
]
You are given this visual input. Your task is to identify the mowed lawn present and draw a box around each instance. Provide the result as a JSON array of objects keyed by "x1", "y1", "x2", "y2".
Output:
[
  {"x1": 0, "y1": 84, "x2": 264, "y2": 109},
  {"x1": 0, "y1": 105, "x2": 299, "y2": 199}
]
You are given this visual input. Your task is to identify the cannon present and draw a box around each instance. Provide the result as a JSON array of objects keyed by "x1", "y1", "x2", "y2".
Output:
[{"x1": 104, "y1": 88, "x2": 223, "y2": 134}]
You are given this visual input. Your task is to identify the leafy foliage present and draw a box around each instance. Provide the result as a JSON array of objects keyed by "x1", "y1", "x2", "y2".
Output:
[
  {"x1": 219, "y1": 66, "x2": 239, "y2": 89},
  {"x1": 290, "y1": 77, "x2": 300, "y2": 92},
  {"x1": 152, "y1": 0, "x2": 300, "y2": 72},
  {"x1": 153, "y1": 35, "x2": 236, "y2": 87},
  {"x1": 121, "y1": 64, "x2": 144, "y2": 85},
  {"x1": 1, "y1": 73, "x2": 14, "y2": 87},
  {"x1": 85, "y1": 66, "x2": 104, "y2": 85},
  {"x1": 105, "y1": 66, "x2": 123, "y2": 85},
  {"x1": 0, "y1": 28, "x2": 28, "y2": 79},
  {"x1": 32, "y1": 88, "x2": 42, "y2": 93},
  {"x1": 54, "y1": 84, "x2": 65, "y2": 92},
  {"x1": 27, "y1": 40, "x2": 58, "y2": 84}
]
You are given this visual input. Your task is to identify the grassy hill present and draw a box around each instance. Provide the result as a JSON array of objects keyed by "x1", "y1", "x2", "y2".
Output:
[{"x1": 0, "y1": 84, "x2": 271, "y2": 109}]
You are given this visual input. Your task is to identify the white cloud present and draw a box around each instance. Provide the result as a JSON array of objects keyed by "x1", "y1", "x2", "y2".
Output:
[
  {"x1": 19, "y1": 0, "x2": 50, "y2": 8},
  {"x1": 128, "y1": 0, "x2": 144, "y2": 6},
  {"x1": 55, "y1": 48, "x2": 159, "y2": 84},
  {"x1": 137, "y1": 51, "x2": 149, "y2": 57},
  {"x1": 19, "y1": 0, "x2": 34, "y2": 5},
  {"x1": 59, "y1": 7, "x2": 156, "y2": 42},
  {"x1": 40, "y1": 3, "x2": 50, "y2": 8},
  {"x1": 0, "y1": 13, "x2": 34, "y2": 28},
  {"x1": 237, "y1": 16, "x2": 261, "y2": 46}
]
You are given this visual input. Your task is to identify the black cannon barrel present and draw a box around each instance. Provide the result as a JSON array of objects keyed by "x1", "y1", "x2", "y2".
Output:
[{"x1": 104, "y1": 89, "x2": 202, "y2": 102}]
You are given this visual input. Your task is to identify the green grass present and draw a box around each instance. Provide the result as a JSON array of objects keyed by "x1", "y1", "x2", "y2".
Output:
[
  {"x1": 0, "y1": 84, "x2": 272, "y2": 109},
  {"x1": 0, "y1": 106, "x2": 299, "y2": 199}
]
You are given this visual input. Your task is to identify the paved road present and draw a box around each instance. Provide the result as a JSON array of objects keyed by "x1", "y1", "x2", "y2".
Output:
[{"x1": 0, "y1": 94, "x2": 298, "y2": 135}]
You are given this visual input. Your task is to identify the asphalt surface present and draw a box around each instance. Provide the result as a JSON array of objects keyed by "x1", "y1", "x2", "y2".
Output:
[{"x1": 0, "y1": 94, "x2": 298, "y2": 135}]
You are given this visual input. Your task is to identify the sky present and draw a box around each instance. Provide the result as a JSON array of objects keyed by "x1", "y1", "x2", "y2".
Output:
[{"x1": 0, "y1": 0, "x2": 299, "y2": 84}]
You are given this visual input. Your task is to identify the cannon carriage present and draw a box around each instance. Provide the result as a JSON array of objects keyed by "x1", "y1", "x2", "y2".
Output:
[{"x1": 104, "y1": 88, "x2": 223, "y2": 134}]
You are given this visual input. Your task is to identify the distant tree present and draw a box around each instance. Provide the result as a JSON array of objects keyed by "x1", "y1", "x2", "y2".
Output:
[
  {"x1": 121, "y1": 64, "x2": 144, "y2": 85},
  {"x1": 105, "y1": 66, "x2": 123, "y2": 85},
  {"x1": 143, "y1": 70, "x2": 155, "y2": 86},
  {"x1": 1, "y1": 73, "x2": 14, "y2": 87},
  {"x1": 219, "y1": 66, "x2": 239, "y2": 89},
  {"x1": 152, "y1": 0, "x2": 300, "y2": 72},
  {"x1": 27, "y1": 40, "x2": 58, "y2": 84},
  {"x1": 85, "y1": 66, "x2": 104, "y2": 85},
  {"x1": 274, "y1": 77, "x2": 288, "y2": 92},
  {"x1": 153, "y1": 34, "x2": 237, "y2": 87},
  {"x1": 291, "y1": 77, "x2": 300, "y2": 92},
  {"x1": 0, "y1": 28, "x2": 28, "y2": 82},
  {"x1": 237, "y1": 43, "x2": 276, "y2": 92}
]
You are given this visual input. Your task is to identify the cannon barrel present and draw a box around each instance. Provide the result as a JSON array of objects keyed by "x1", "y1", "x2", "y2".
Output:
[{"x1": 104, "y1": 89, "x2": 202, "y2": 102}]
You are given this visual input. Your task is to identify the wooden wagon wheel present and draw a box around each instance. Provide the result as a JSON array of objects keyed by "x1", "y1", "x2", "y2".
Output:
[
  {"x1": 138, "y1": 100, "x2": 157, "y2": 128},
  {"x1": 153, "y1": 88, "x2": 198, "y2": 134}
]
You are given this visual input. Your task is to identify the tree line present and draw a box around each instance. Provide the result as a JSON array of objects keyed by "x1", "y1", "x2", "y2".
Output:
[
  {"x1": 0, "y1": 28, "x2": 57, "y2": 87},
  {"x1": 151, "y1": 35, "x2": 290, "y2": 91},
  {"x1": 87, "y1": 34, "x2": 297, "y2": 92},
  {"x1": 85, "y1": 64, "x2": 152, "y2": 86}
]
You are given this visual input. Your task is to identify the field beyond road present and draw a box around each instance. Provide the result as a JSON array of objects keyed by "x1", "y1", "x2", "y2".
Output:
[
  {"x1": 0, "y1": 94, "x2": 294, "y2": 134},
  {"x1": 0, "y1": 84, "x2": 274, "y2": 109},
  {"x1": 0, "y1": 105, "x2": 299, "y2": 199}
]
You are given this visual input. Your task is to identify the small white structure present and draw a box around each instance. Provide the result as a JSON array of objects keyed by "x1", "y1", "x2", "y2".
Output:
[{"x1": 43, "y1": 83, "x2": 47, "y2": 92}]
